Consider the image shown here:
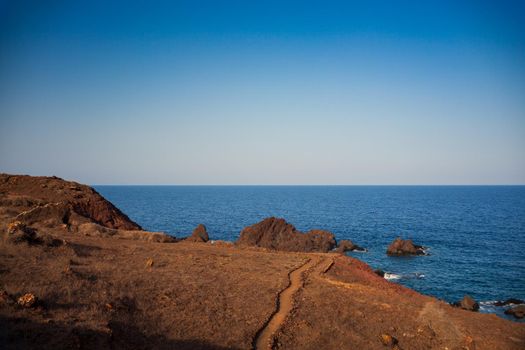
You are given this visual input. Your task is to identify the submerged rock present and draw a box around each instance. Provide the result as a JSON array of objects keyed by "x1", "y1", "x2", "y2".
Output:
[
  {"x1": 386, "y1": 238, "x2": 426, "y2": 256},
  {"x1": 236, "y1": 217, "x2": 336, "y2": 253},
  {"x1": 334, "y1": 239, "x2": 366, "y2": 254},
  {"x1": 505, "y1": 305, "x2": 525, "y2": 319},
  {"x1": 185, "y1": 224, "x2": 209, "y2": 243}
]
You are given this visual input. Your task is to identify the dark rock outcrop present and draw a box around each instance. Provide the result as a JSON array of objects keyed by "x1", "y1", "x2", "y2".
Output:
[
  {"x1": 185, "y1": 224, "x2": 209, "y2": 243},
  {"x1": 0, "y1": 174, "x2": 141, "y2": 230},
  {"x1": 334, "y1": 239, "x2": 366, "y2": 254},
  {"x1": 236, "y1": 217, "x2": 336, "y2": 253},
  {"x1": 505, "y1": 305, "x2": 525, "y2": 319},
  {"x1": 386, "y1": 238, "x2": 426, "y2": 256},
  {"x1": 0, "y1": 174, "x2": 175, "y2": 243},
  {"x1": 453, "y1": 295, "x2": 480, "y2": 312}
]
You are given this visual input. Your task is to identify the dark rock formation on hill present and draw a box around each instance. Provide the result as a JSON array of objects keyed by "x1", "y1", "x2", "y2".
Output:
[
  {"x1": 236, "y1": 217, "x2": 336, "y2": 252},
  {"x1": 334, "y1": 239, "x2": 366, "y2": 254},
  {"x1": 386, "y1": 237, "x2": 426, "y2": 256},
  {"x1": 0, "y1": 173, "x2": 174, "y2": 243},
  {"x1": 185, "y1": 224, "x2": 209, "y2": 242},
  {"x1": 0, "y1": 174, "x2": 141, "y2": 230}
]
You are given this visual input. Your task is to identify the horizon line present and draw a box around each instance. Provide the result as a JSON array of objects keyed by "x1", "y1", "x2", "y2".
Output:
[{"x1": 92, "y1": 183, "x2": 525, "y2": 186}]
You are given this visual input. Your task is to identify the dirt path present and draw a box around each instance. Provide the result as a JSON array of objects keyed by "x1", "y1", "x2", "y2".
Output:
[{"x1": 253, "y1": 257, "x2": 320, "y2": 350}]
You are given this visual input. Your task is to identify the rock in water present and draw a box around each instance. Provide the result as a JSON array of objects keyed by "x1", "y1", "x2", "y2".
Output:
[
  {"x1": 505, "y1": 305, "x2": 525, "y2": 319},
  {"x1": 386, "y1": 237, "x2": 426, "y2": 256},
  {"x1": 236, "y1": 217, "x2": 336, "y2": 253},
  {"x1": 454, "y1": 295, "x2": 480, "y2": 312},
  {"x1": 335, "y1": 239, "x2": 366, "y2": 253},
  {"x1": 186, "y1": 224, "x2": 209, "y2": 242}
]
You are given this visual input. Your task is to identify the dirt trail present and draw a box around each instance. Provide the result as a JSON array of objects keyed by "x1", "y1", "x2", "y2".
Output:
[{"x1": 253, "y1": 257, "x2": 321, "y2": 349}]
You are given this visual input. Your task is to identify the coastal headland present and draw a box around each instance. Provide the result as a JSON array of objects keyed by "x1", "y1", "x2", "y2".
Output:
[{"x1": 1, "y1": 174, "x2": 524, "y2": 349}]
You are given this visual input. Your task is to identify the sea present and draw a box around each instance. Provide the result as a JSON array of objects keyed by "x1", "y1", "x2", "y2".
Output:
[{"x1": 95, "y1": 185, "x2": 525, "y2": 321}]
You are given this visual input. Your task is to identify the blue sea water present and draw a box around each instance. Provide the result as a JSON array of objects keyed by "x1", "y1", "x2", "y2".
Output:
[{"x1": 95, "y1": 185, "x2": 525, "y2": 320}]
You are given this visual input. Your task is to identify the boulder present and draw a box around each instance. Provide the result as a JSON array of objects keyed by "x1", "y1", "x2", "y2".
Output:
[
  {"x1": 335, "y1": 239, "x2": 366, "y2": 254},
  {"x1": 236, "y1": 217, "x2": 336, "y2": 253},
  {"x1": 504, "y1": 305, "x2": 525, "y2": 319},
  {"x1": 454, "y1": 295, "x2": 479, "y2": 312},
  {"x1": 380, "y1": 333, "x2": 398, "y2": 346},
  {"x1": 185, "y1": 224, "x2": 209, "y2": 242},
  {"x1": 386, "y1": 238, "x2": 426, "y2": 256},
  {"x1": 17, "y1": 293, "x2": 37, "y2": 308}
]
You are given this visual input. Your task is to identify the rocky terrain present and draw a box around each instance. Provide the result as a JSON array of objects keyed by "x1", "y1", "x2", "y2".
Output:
[
  {"x1": 0, "y1": 174, "x2": 174, "y2": 243},
  {"x1": 1, "y1": 174, "x2": 524, "y2": 349},
  {"x1": 236, "y1": 217, "x2": 337, "y2": 252}
]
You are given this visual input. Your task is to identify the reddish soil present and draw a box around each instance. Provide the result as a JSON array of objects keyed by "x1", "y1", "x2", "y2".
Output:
[
  {"x1": 1, "y1": 174, "x2": 524, "y2": 349},
  {"x1": 0, "y1": 173, "x2": 141, "y2": 230}
]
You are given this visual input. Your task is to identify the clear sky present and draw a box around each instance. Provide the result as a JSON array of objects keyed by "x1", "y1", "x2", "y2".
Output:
[{"x1": 1, "y1": 0, "x2": 524, "y2": 185}]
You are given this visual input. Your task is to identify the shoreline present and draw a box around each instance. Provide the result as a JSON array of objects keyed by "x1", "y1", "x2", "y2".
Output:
[{"x1": 1, "y1": 174, "x2": 524, "y2": 349}]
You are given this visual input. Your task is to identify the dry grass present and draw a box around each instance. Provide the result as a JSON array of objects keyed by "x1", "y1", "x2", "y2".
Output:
[{"x1": 0, "y1": 233, "x2": 305, "y2": 349}]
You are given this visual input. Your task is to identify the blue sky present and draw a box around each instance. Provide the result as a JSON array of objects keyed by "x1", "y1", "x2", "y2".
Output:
[{"x1": 1, "y1": 0, "x2": 524, "y2": 184}]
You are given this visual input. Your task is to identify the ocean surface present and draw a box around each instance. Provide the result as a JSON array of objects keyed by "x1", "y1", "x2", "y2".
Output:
[{"x1": 95, "y1": 185, "x2": 525, "y2": 320}]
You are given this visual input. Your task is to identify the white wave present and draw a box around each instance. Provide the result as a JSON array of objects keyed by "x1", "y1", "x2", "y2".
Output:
[
  {"x1": 478, "y1": 301, "x2": 500, "y2": 314},
  {"x1": 383, "y1": 272, "x2": 425, "y2": 280},
  {"x1": 384, "y1": 273, "x2": 401, "y2": 280},
  {"x1": 420, "y1": 248, "x2": 430, "y2": 256}
]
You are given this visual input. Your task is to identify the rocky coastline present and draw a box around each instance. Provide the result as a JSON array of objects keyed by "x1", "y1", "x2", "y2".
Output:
[{"x1": 1, "y1": 174, "x2": 524, "y2": 349}]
